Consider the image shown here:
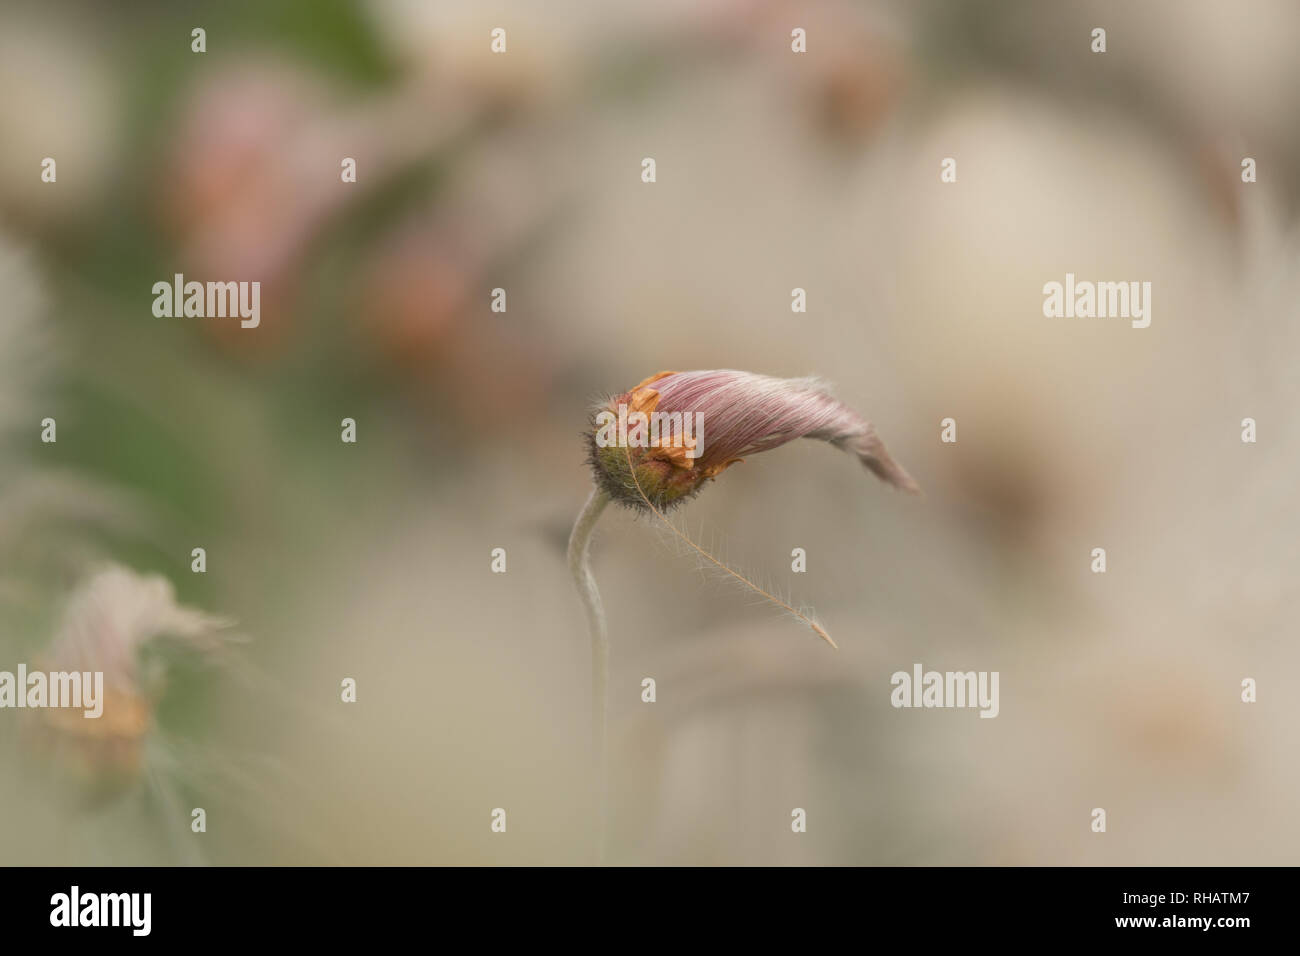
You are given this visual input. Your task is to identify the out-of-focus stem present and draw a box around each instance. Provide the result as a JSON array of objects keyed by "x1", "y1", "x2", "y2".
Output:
[{"x1": 567, "y1": 484, "x2": 611, "y2": 863}]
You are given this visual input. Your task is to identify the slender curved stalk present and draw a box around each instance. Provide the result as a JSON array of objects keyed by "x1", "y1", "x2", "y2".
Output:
[
  {"x1": 567, "y1": 485, "x2": 611, "y2": 863},
  {"x1": 622, "y1": 443, "x2": 837, "y2": 647}
]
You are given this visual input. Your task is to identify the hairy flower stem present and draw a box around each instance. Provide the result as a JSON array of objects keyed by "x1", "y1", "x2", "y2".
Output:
[{"x1": 567, "y1": 485, "x2": 611, "y2": 863}]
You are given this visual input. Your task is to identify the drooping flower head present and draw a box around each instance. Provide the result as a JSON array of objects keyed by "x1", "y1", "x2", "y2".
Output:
[{"x1": 587, "y1": 369, "x2": 919, "y2": 510}]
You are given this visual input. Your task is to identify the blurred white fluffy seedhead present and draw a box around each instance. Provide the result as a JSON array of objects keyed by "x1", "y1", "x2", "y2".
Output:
[
  {"x1": 22, "y1": 565, "x2": 237, "y2": 810},
  {"x1": 47, "y1": 565, "x2": 236, "y2": 691}
]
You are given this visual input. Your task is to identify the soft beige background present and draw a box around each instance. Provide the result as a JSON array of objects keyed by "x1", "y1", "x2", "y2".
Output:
[{"x1": 0, "y1": 0, "x2": 1297, "y2": 864}]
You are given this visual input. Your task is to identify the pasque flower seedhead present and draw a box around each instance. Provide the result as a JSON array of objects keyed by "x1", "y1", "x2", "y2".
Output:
[{"x1": 586, "y1": 369, "x2": 919, "y2": 511}]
